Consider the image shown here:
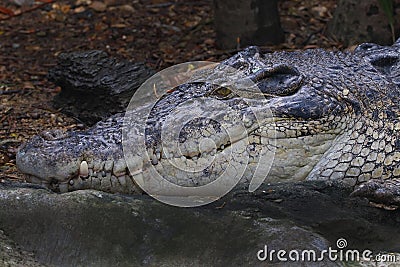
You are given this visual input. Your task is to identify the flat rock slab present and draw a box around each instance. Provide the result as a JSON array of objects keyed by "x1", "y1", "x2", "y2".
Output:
[
  {"x1": 0, "y1": 180, "x2": 399, "y2": 266},
  {"x1": 48, "y1": 50, "x2": 155, "y2": 125},
  {"x1": 0, "y1": 229, "x2": 44, "y2": 267}
]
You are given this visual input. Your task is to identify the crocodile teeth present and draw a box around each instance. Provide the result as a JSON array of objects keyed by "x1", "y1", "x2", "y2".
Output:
[
  {"x1": 243, "y1": 114, "x2": 253, "y2": 128},
  {"x1": 79, "y1": 161, "x2": 89, "y2": 178},
  {"x1": 112, "y1": 159, "x2": 127, "y2": 177},
  {"x1": 150, "y1": 154, "x2": 158, "y2": 165},
  {"x1": 104, "y1": 160, "x2": 114, "y2": 172},
  {"x1": 118, "y1": 175, "x2": 127, "y2": 187}
]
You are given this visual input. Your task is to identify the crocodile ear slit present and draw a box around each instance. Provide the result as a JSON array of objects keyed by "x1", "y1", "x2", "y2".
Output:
[
  {"x1": 354, "y1": 41, "x2": 400, "y2": 78},
  {"x1": 250, "y1": 64, "x2": 303, "y2": 96},
  {"x1": 368, "y1": 55, "x2": 399, "y2": 76}
]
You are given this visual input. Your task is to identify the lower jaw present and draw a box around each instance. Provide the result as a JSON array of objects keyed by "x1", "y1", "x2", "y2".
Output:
[
  {"x1": 22, "y1": 163, "x2": 313, "y2": 196},
  {"x1": 21, "y1": 133, "x2": 336, "y2": 194},
  {"x1": 23, "y1": 173, "x2": 143, "y2": 194}
]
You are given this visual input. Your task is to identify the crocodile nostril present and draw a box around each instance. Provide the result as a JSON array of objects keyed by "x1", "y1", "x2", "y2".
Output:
[{"x1": 250, "y1": 64, "x2": 303, "y2": 97}]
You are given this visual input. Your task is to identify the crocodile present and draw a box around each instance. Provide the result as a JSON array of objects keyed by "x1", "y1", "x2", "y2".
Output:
[{"x1": 16, "y1": 40, "x2": 400, "y2": 206}]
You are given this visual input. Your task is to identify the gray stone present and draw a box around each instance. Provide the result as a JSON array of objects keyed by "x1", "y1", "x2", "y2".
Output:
[
  {"x1": 0, "y1": 180, "x2": 399, "y2": 266},
  {"x1": 0, "y1": 229, "x2": 44, "y2": 267}
]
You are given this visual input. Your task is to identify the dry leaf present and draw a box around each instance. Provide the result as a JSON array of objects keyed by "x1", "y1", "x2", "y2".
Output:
[{"x1": 90, "y1": 1, "x2": 107, "y2": 12}]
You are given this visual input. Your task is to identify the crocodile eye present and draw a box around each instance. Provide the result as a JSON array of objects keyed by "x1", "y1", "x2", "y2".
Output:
[{"x1": 212, "y1": 87, "x2": 233, "y2": 99}]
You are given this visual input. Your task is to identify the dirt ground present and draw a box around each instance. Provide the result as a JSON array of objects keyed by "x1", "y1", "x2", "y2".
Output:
[{"x1": 0, "y1": 0, "x2": 341, "y2": 180}]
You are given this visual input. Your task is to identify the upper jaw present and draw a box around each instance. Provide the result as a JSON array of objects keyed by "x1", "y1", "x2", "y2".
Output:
[
  {"x1": 16, "y1": 134, "x2": 89, "y2": 188},
  {"x1": 16, "y1": 149, "x2": 80, "y2": 185}
]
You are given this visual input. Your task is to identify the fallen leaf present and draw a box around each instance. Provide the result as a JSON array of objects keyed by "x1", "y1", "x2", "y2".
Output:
[
  {"x1": 60, "y1": 4, "x2": 71, "y2": 13},
  {"x1": 0, "y1": 7, "x2": 14, "y2": 16},
  {"x1": 104, "y1": 0, "x2": 125, "y2": 7},
  {"x1": 90, "y1": 1, "x2": 106, "y2": 12},
  {"x1": 117, "y1": 4, "x2": 135, "y2": 13},
  {"x1": 74, "y1": 6, "x2": 85, "y2": 13},
  {"x1": 23, "y1": 82, "x2": 35, "y2": 89},
  {"x1": 204, "y1": 38, "x2": 214, "y2": 45},
  {"x1": 111, "y1": 23, "x2": 127, "y2": 28},
  {"x1": 311, "y1": 6, "x2": 328, "y2": 17},
  {"x1": 75, "y1": 0, "x2": 91, "y2": 6},
  {"x1": 19, "y1": 28, "x2": 36, "y2": 34}
]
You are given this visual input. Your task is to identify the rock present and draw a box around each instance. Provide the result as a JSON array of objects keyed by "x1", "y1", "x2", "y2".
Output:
[
  {"x1": 0, "y1": 180, "x2": 399, "y2": 266},
  {"x1": 48, "y1": 50, "x2": 155, "y2": 125},
  {"x1": 0, "y1": 181, "x2": 335, "y2": 266},
  {"x1": 0, "y1": 229, "x2": 44, "y2": 267}
]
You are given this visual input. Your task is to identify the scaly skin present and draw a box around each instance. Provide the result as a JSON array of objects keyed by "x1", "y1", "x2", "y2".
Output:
[{"x1": 16, "y1": 41, "x2": 400, "y2": 206}]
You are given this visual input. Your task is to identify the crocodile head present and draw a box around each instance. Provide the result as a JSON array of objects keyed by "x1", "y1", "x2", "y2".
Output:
[{"x1": 16, "y1": 45, "x2": 400, "y2": 196}]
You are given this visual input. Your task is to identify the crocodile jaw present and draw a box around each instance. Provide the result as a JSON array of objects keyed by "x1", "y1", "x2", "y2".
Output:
[
  {"x1": 15, "y1": 119, "x2": 130, "y2": 193},
  {"x1": 16, "y1": 112, "x2": 344, "y2": 194},
  {"x1": 16, "y1": 135, "x2": 81, "y2": 187}
]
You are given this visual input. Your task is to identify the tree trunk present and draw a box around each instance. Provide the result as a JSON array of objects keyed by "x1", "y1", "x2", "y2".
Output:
[
  {"x1": 213, "y1": 0, "x2": 284, "y2": 49},
  {"x1": 327, "y1": 0, "x2": 400, "y2": 46}
]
